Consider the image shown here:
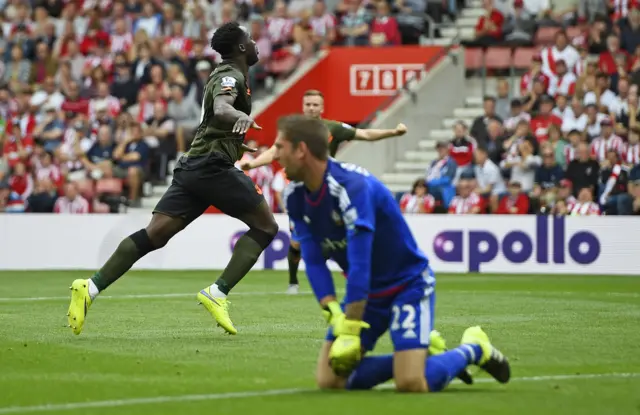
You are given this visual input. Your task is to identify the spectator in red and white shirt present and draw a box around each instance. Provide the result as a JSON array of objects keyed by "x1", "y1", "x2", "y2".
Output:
[
  {"x1": 598, "y1": 33, "x2": 631, "y2": 75},
  {"x1": 569, "y1": 186, "x2": 601, "y2": 215},
  {"x1": 110, "y1": 18, "x2": 134, "y2": 54},
  {"x1": 79, "y1": 19, "x2": 110, "y2": 56},
  {"x1": 590, "y1": 118, "x2": 624, "y2": 162},
  {"x1": 548, "y1": 60, "x2": 577, "y2": 97},
  {"x1": 611, "y1": 0, "x2": 637, "y2": 21},
  {"x1": 2, "y1": 121, "x2": 34, "y2": 169},
  {"x1": 310, "y1": 0, "x2": 337, "y2": 48},
  {"x1": 369, "y1": 1, "x2": 402, "y2": 46},
  {"x1": 400, "y1": 178, "x2": 436, "y2": 214},
  {"x1": 89, "y1": 82, "x2": 121, "y2": 120},
  {"x1": 449, "y1": 179, "x2": 484, "y2": 214},
  {"x1": 165, "y1": 20, "x2": 193, "y2": 56},
  {"x1": 624, "y1": 125, "x2": 640, "y2": 166},
  {"x1": 449, "y1": 121, "x2": 477, "y2": 168},
  {"x1": 35, "y1": 151, "x2": 63, "y2": 190},
  {"x1": 250, "y1": 146, "x2": 275, "y2": 210},
  {"x1": 61, "y1": 81, "x2": 90, "y2": 117},
  {"x1": 83, "y1": 39, "x2": 114, "y2": 75},
  {"x1": 496, "y1": 180, "x2": 530, "y2": 214},
  {"x1": 530, "y1": 95, "x2": 563, "y2": 142},
  {"x1": 268, "y1": 1, "x2": 295, "y2": 47},
  {"x1": 470, "y1": 0, "x2": 504, "y2": 45},
  {"x1": 541, "y1": 30, "x2": 580, "y2": 75},
  {"x1": 54, "y1": 182, "x2": 90, "y2": 214},
  {"x1": 271, "y1": 168, "x2": 290, "y2": 213},
  {"x1": 6, "y1": 162, "x2": 34, "y2": 213}
]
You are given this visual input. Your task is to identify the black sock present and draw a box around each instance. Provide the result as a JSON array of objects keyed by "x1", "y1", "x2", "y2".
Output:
[
  {"x1": 91, "y1": 237, "x2": 143, "y2": 291},
  {"x1": 287, "y1": 245, "x2": 301, "y2": 285},
  {"x1": 216, "y1": 228, "x2": 274, "y2": 294}
]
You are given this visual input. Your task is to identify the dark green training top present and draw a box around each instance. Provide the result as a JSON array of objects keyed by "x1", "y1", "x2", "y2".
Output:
[
  {"x1": 325, "y1": 119, "x2": 357, "y2": 157},
  {"x1": 187, "y1": 61, "x2": 252, "y2": 163}
]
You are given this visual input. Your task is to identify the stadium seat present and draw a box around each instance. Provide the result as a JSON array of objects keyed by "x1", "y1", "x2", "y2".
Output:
[
  {"x1": 566, "y1": 26, "x2": 582, "y2": 40},
  {"x1": 96, "y1": 178, "x2": 123, "y2": 195},
  {"x1": 513, "y1": 48, "x2": 537, "y2": 69},
  {"x1": 534, "y1": 27, "x2": 561, "y2": 45},
  {"x1": 464, "y1": 48, "x2": 484, "y2": 70},
  {"x1": 485, "y1": 48, "x2": 512, "y2": 70}
]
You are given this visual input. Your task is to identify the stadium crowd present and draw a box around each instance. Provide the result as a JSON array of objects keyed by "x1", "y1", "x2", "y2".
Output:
[
  {"x1": 400, "y1": 1, "x2": 640, "y2": 216},
  {"x1": 0, "y1": 0, "x2": 439, "y2": 214}
]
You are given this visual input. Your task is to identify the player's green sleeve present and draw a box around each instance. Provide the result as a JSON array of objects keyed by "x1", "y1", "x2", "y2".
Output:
[
  {"x1": 211, "y1": 74, "x2": 241, "y2": 100},
  {"x1": 329, "y1": 121, "x2": 357, "y2": 143}
]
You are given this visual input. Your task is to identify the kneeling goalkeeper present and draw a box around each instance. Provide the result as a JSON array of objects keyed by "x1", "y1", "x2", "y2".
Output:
[{"x1": 275, "y1": 114, "x2": 511, "y2": 392}]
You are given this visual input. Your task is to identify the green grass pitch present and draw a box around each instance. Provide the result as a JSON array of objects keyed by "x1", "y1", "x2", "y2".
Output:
[{"x1": 0, "y1": 271, "x2": 639, "y2": 414}]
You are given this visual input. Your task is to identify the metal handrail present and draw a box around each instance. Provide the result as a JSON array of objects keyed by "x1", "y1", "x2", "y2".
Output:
[{"x1": 358, "y1": 37, "x2": 460, "y2": 128}]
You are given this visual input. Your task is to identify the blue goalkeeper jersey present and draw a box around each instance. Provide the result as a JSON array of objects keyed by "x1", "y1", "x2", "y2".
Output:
[{"x1": 285, "y1": 159, "x2": 431, "y2": 304}]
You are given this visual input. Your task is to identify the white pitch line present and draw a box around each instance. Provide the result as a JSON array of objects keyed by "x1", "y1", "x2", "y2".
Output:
[
  {"x1": 0, "y1": 291, "x2": 317, "y2": 303},
  {"x1": 0, "y1": 373, "x2": 637, "y2": 414}
]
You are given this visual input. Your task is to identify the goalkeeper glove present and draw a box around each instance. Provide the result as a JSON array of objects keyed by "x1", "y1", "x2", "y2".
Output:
[
  {"x1": 321, "y1": 301, "x2": 343, "y2": 325},
  {"x1": 328, "y1": 315, "x2": 370, "y2": 377}
]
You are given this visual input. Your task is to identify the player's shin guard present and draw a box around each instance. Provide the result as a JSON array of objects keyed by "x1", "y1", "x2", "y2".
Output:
[
  {"x1": 91, "y1": 229, "x2": 157, "y2": 291},
  {"x1": 287, "y1": 245, "x2": 301, "y2": 285},
  {"x1": 345, "y1": 355, "x2": 394, "y2": 390},
  {"x1": 425, "y1": 345, "x2": 483, "y2": 392}
]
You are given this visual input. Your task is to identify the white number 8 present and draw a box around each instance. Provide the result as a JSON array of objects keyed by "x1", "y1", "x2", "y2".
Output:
[{"x1": 391, "y1": 304, "x2": 416, "y2": 331}]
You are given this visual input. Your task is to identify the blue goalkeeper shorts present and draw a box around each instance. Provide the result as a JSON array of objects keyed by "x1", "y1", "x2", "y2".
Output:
[{"x1": 325, "y1": 267, "x2": 435, "y2": 352}]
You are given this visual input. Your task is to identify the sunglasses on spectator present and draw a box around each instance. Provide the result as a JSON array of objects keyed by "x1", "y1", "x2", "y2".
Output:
[{"x1": 543, "y1": 153, "x2": 554, "y2": 157}]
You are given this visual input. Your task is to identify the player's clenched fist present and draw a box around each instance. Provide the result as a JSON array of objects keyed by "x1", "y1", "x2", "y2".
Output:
[
  {"x1": 395, "y1": 123, "x2": 408, "y2": 136},
  {"x1": 329, "y1": 316, "x2": 370, "y2": 377}
]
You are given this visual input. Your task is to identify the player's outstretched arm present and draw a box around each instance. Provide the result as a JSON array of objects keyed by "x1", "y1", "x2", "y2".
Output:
[
  {"x1": 213, "y1": 95, "x2": 261, "y2": 135},
  {"x1": 240, "y1": 144, "x2": 276, "y2": 170},
  {"x1": 299, "y1": 237, "x2": 337, "y2": 305},
  {"x1": 354, "y1": 123, "x2": 407, "y2": 142}
]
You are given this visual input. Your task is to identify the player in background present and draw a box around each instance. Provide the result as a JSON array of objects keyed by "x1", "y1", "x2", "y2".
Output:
[
  {"x1": 241, "y1": 90, "x2": 408, "y2": 293},
  {"x1": 67, "y1": 22, "x2": 277, "y2": 336},
  {"x1": 275, "y1": 114, "x2": 509, "y2": 392}
]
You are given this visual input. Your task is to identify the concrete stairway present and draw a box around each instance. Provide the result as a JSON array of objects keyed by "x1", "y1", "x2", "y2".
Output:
[{"x1": 380, "y1": 78, "x2": 509, "y2": 193}]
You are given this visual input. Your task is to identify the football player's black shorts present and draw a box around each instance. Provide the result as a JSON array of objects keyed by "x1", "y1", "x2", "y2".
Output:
[{"x1": 153, "y1": 152, "x2": 264, "y2": 224}]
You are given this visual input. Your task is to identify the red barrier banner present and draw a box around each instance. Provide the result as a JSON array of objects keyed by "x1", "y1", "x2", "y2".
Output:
[{"x1": 248, "y1": 46, "x2": 445, "y2": 146}]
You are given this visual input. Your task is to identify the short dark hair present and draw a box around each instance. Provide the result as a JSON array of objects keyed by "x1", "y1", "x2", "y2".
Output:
[
  {"x1": 411, "y1": 178, "x2": 427, "y2": 194},
  {"x1": 304, "y1": 89, "x2": 324, "y2": 99},
  {"x1": 210, "y1": 22, "x2": 246, "y2": 58},
  {"x1": 483, "y1": 95, "x2": 496, "y2": 103},
  {"x1": 277, "y1": 114, "x2": 329, "y2": 160}
]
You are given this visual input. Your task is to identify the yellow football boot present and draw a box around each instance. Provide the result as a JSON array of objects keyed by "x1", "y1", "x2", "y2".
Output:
[
  {"x1": 461, "y1": 326, "x2": 510, "y2": 384},
  {"x1": 197, "y1": 287, "x2": 237, "y2": 335},
  {"x1": 67, "y1": 279, "x2": 93, "y2": 335}
]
